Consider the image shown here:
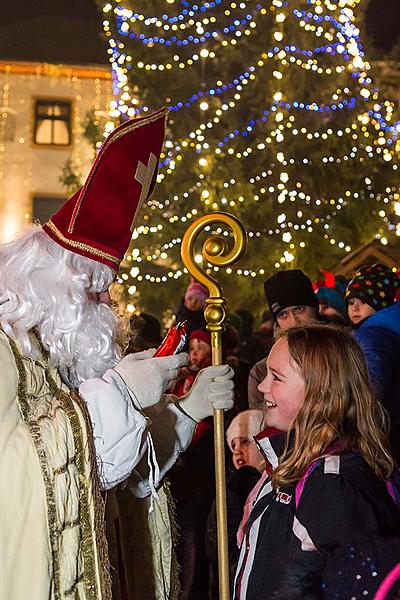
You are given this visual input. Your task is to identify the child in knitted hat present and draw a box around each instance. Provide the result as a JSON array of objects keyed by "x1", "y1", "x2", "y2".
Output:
[
  {"x1": 206, "y1": 410, "x2": 265, "y2": 598},
  {"x1": 175, "y1": 278, "x2": 208, "y2": 347},
  {"x1": 314, "y1": 271, "x2": 348, "y2": 325},
  {"x1": 184, "y1": 279, "x2": 209, "y2": 312},
  {"x1": 345, "y1": 263, "x2": 399, "y2": 326},
  {"x1": 226, "y1": 409, "x2": 265, "y2": 471},
  {"x1": 170, "y1": 329, "x2": 212, "y2": 397}
]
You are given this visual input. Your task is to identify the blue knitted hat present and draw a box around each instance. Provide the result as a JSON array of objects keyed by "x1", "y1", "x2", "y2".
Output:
[{"x1": 315, "y1": 272, "x2": 348, "y2": 321}]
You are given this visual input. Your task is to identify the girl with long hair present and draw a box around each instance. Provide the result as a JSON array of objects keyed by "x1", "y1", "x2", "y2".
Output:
[{"x1": 233, "y1": 324, "x2": 400, "y2": 600}]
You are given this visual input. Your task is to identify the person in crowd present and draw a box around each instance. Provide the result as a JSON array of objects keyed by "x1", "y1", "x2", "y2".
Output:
[
  {"x1": 236, "y1": 308, "x2": 266, "y2": 366},
  {"x1": 346, "y1": 263, "x2": 399, "y2": 327},
  {"x1": 223, "y1": 323, "x2": 252, "y2": 413},
  {"x1": 175, "y1": 278, "x2": 208, "y2": 345},
  {"x1": 127, "y1": 311, "x2": 163, "y2": 353},
  {"x1": 233, "y1": 324, "x2": 400, "y2": 600},
  {"x1": 248, "y1": 269, "x2": 319, "y2": 410},
  {"x1": 226, "y1": 409, "x2": 265, "y2": 472},
  {"x1": 346, "y1": 262, "x2": 400, "y2": 460},
  {"x1": 206, "y1": 410, "x2": 265, "y2": 599},
  {"x1": 0, "y1": 109, "x2": 234, "y2": 600},
  {"x1": 314, "y1": 270, "x2": 348, "y2": 326},
  {"x1": 171, "y1": 329, "x2": 212, "y2": 397},
  {"x1": 253, "y1": 309, "x2": 275, "y2": 354}
]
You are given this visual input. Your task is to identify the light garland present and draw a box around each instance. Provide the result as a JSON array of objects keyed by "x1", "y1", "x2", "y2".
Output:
[{"x1": 103, "y1": 0, "x2": 400, "y2": 295}]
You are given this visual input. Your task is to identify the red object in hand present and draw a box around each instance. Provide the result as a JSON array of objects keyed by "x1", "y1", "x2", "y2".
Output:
[{"x1": 153, "y1": 321, "x2": 188, "y2": 357}]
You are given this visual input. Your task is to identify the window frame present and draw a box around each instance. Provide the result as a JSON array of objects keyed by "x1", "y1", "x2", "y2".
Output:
[{"x1": 33, "y1": 98, "x2": 72, "y2": 147}]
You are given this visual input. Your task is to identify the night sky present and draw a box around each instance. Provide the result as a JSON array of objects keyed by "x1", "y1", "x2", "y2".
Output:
[
  {"x1": 0, "y1": 0, "x2": 399, "y2": 65},
  {"x1": 0, "y1": 0, "x2": 108, "y2": 65}
]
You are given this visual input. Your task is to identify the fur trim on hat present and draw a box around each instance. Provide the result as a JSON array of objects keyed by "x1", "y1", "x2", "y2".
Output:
[{"x1": 226, "y1": 410, "x2": 265, "y2": 450}]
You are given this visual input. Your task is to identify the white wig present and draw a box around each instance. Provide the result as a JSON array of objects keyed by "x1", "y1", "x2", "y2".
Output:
[{"x1": 0, "y1": 226, "x2": 126, "y2": 388}]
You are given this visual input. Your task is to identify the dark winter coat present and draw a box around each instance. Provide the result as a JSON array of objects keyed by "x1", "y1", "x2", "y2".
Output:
[
  {"x1": 205, "y1": 466, "x2": 261, "y2": 598},
  {"x1": 175, "y1": 298, "x2": 206, "y2": 350},
  {"x1": 354, "y1": 302, "x2": 400, "y2": 460},
  {"x1": 233, "y1": 430, "x2": 400, "y2": 600}
]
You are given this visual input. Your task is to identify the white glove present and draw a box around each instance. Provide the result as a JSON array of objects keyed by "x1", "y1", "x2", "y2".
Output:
[
  {"x1": 114, "y1": 352, "x2": 189, "y2": 409},
  {"x1": 178, "y1": 365, "x2": 234, "y2": 422},
  {"x1": 127, "y1": 348, "x2": 156, "y2": 361}
]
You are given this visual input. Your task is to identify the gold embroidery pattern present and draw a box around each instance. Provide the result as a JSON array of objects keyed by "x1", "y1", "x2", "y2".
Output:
[
  {"x1": 71, "y1": 389, "x2": 113, "y2": 600},
  {"x1": 68, "y1": 108, "x2": 168, "y2": 232},
  {"x1": 8, "y1": 338, "x2": 62, "y2": 600},
  {"x1": 44, "y1": 373, "x2": 107, "y2": 600},
  {"x1": 64, "y1": 573, "x2": 84, "y2": 597},
  {"x1": 164, "y1": 480, "x2": 180, "y2": 600},
  {"x1": 57, "y1": 518, "x2": 80, "y2": 534},
  {"x1": 44, "y1": 220, "x2": 120, "y2": 266},
  {"x1": 33, "y1": 329, "x2": 111, "y2": 599},
  {"x1": 8, "y1": 329, "x2": 112, "y2": 600},
  {"x1": 53, "y1": 456, "x2": 76, "y2": 476}
]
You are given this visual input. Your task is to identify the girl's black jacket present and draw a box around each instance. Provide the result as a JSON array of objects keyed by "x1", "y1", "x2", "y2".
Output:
[{"x1": 233, "y1": 429, "x2": 400, "y2": 600}]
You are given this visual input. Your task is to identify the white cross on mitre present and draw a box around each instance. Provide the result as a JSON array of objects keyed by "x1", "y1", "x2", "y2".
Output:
[{"x1": 131, "y1": 152, "x2": 158, "y2": 231}]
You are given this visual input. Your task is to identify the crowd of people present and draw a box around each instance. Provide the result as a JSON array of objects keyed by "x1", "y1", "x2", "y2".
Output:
[
  {"x1": 126, "y1": 262, "x2": 400, "y2": 600},
  {"x1": 1, "y1": 108, "x2": 400, "y2": 600}
]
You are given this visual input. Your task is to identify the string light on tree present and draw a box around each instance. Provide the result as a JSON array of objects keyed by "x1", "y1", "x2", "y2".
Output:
[{"x1": 100, "y1": 0, "x2": 400, "y2": 313}]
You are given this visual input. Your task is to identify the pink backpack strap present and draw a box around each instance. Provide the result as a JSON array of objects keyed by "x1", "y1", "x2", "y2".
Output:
[
  {"x1": 375, "y1": 563, "x2": 400, "y2": 600},
  {"x1": 295, "y1": 461, "x2": 321, "y2": 509},
  {"x1": 295, "y1": 454, "x2": 342, "y2": 509}
]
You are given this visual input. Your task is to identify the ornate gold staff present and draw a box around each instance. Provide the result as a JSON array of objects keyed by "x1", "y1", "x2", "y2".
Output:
[{"x1": 181, "y1": 212, "x2": 246, "y2": 600}]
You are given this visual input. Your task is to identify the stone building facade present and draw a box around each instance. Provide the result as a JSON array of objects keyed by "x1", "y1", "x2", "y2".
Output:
[{"x1": 0, "y1": 60, "x2": 112, "y2": 243}]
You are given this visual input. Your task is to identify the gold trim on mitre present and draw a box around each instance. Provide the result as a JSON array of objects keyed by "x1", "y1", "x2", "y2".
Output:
[{"x1": 45, "y1": 219, "x2": 120, "y2": 266}]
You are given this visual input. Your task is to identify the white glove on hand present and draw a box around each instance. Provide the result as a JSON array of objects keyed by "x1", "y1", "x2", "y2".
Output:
[
  {"x1": 114, "y1": 352, "x2": 189, "y2": 410},
  {"x1": 178, "y1": 365, "x2": 234, "y2": 422},
  {"x1": 127, "y1": 348, "x2": 156, "y2": 361}
]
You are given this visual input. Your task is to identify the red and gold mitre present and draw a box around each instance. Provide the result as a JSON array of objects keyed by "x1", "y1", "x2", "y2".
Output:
[{"x1": 42, "y1": 107, "x2": 167, "y2": 270}]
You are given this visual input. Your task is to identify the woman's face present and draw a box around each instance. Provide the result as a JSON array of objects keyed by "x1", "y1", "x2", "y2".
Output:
[{"x1": 258, "y1": 337, "x2": 305, "y2": 432}]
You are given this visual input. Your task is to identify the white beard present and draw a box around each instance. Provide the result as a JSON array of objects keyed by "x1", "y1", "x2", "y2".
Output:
[
  {"x1": 0, "y1": 227, "x2": 127, "y2": 389},
  {"x1": 45, "y1": 300, "x2": 126, "y2": 389}
]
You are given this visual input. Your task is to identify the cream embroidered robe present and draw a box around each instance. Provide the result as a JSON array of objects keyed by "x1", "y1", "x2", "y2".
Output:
[
  {"x1": 0, "y1": 330, "x2": 114, "y2": 600},
  {"x1": 0, "y1": 329, "x2": 196, "y2": 600}
]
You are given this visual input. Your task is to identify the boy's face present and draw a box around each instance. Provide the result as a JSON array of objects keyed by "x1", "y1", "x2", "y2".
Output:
[
  {"x1": 347, "y1": 297, "x2": 376, "y2": 325},
  {"x1": 189, "y1": 338, "x2": 211, "y2": 368},
  {"x1": 230, "y1": 436, "x2": 265, "y2": 471}
]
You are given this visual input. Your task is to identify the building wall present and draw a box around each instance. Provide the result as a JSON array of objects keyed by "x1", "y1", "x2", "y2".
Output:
[{"x1": 0, "y1": 61, "x2": 112, "y2": 243}]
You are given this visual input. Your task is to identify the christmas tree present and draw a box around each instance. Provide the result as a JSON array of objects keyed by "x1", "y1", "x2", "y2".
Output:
[{"x1": 100, "y1": 0, "x2": 400, "y2": 316}]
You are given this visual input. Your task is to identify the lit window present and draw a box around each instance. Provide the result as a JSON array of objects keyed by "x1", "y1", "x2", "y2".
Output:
[{"x1": 34, "y1": 100, "x2": 71, "y2": 146}]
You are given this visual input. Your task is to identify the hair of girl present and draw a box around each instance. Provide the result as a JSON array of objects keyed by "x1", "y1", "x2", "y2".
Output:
[{"x1": 272, "y1": 324, "x2": 394, "y2": 489}]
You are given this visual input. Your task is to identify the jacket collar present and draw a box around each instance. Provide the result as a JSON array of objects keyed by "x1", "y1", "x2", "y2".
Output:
[{"x1": 254, "y1": 427, "x2": 289, "y2": 474}]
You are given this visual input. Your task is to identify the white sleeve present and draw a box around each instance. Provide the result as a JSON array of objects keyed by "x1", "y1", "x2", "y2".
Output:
[
  {"x1": 126, "y1": 395, "x2": 197, "y2": 498},
  {"x1": 79, "y1": 369, "x2": 149, "y2": 490}
]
